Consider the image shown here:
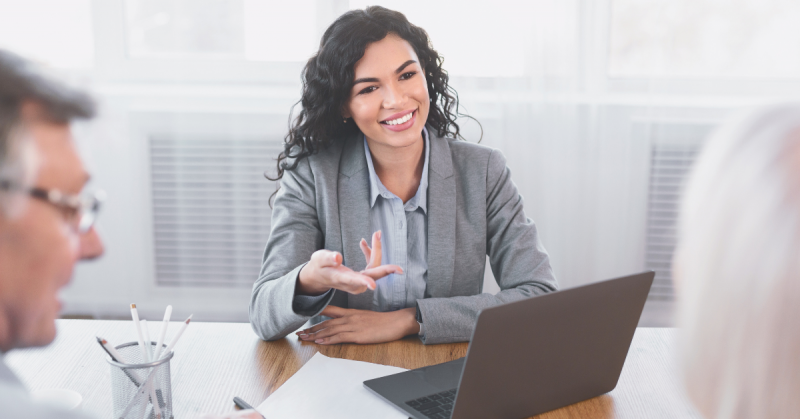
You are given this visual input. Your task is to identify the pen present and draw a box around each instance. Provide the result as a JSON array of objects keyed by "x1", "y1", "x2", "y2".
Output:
[{"x1": 233, "y1": 397, "x2": 264, "y2": 418}]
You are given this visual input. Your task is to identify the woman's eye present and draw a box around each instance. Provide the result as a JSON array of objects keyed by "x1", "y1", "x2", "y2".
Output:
[
  {"x1": 400, "y1": 71, "x2": 416, "y2": 80},
  {"x1": 358, "y1": 86, "x2": 377, "y2": 95}
]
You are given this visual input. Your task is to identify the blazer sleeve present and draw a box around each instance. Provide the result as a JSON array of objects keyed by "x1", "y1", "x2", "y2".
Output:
[
  {"x1": 415, "y1": 148, "x2": 558, "y2": 344},
  {"x1": 249, "y1": 157, "x2": 335, "y2": 341}
]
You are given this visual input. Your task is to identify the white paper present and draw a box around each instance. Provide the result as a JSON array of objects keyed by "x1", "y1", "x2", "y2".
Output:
[{"x1": 256, "y1": 352, "x2": 410, "y2": 419}]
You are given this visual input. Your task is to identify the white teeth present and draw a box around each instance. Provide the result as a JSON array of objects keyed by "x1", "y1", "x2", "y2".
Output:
[{"x1": 385, "y1": 112, "x2": 413, "y2": 125}]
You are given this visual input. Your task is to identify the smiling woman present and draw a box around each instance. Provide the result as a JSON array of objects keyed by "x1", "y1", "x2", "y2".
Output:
[{"x1": 249, "y1": 6, "x2": 558, "y2": 346}]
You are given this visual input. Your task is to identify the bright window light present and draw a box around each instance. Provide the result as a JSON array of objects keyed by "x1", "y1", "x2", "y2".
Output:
[
  {"x1": 610, "y1": 0, "x2": 800, "y2": 79},
  {"x1": 348, "y1": 0, "x2": 538, "y2": 78},
  {"x1": 123, "y1": 0, "x2": 318, "y2": 62},
  {"x1": 0, "y1": 0, "x2": 94, "y2": 69},
  {"x1": 243, "y1": 0, "x2": 318, "y2": 62},
  {"x1": 125, "y1": 0, "x2": 245, "y2": 59}
]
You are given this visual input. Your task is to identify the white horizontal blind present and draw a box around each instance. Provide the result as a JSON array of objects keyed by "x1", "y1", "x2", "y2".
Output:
[
  {"x1": 150, "y1": 137, "x2": 281, "y2": 287},
  {"x1": 644, "y1": 127, "x2": 707, "y2": 301}
]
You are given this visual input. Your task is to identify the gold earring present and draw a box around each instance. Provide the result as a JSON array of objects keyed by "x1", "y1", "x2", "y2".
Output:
[{"x1": 343, "y1": 118, "x2": 347, "y2": 123}]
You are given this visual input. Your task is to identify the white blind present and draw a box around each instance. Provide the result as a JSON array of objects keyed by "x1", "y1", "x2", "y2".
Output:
[
  {"x1": 150, "y1": 137, "x2": 281, "y2": 287},
  {"x1": 644, "y1": 137, "x2": 704, "y2": 300}
]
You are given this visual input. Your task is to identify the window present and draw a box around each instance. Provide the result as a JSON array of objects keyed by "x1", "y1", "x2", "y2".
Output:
[
  {"x1": 123, "y1": 0, "x2": 318, "y2": 62},
  {"x1": 0, "y1": 0, "x2": 94, "y2": 69},
  {"x1": 609, "y1": 0, "x2": 800, "y2": 79}
]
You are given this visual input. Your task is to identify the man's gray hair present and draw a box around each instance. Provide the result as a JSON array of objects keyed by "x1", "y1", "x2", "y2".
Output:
[
  {"x1": 0, "y1": 49, "x2": 96, "y2": 215},
  {"x1": 675, "y1": 103, "x2": 800, "y2": 418}
]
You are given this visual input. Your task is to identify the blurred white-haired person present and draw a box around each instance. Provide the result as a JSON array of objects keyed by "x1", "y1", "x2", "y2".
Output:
[{"x1": 675, "y1": 103, "x2": 800, "y2": 419}]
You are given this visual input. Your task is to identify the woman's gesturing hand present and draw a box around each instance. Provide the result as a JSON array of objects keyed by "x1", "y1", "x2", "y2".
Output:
[
  {"x1": 296, "y1": 306, "x2": 419, "y2": 344},
  {"x1": 296, "y1": 231, "x2": 402, "y2": 296}
]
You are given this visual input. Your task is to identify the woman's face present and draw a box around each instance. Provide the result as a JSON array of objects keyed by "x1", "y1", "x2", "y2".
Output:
[{"x1": 344, "y1": 34, "x2": 430, "y2": 150}]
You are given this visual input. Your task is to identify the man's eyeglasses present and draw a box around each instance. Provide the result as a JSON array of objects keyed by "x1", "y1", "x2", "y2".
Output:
[{"x1": 0, "y1": 180, "x2": 105, "y2": 234}]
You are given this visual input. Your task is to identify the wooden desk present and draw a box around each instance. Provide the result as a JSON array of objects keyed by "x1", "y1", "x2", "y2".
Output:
[{"x1": 5, "y1": 320, "x2": 700, "y2": 418}]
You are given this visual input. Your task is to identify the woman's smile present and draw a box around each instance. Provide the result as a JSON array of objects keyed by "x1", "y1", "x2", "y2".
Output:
[{"x1": 381, "y1": 109, "x2": 417, "y2": 132}]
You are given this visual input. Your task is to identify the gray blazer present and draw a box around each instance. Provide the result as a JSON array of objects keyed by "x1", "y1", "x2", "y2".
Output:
[{"x1": 249, "y1": 129, "x2": 557, "y2": 344}]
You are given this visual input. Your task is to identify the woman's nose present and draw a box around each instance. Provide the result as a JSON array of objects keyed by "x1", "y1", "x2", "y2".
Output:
[{"x1": 382, "y1": 81, "x2": 406, "y2": 108}]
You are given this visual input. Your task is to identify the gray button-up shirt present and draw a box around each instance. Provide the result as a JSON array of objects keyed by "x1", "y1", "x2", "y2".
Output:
[{"x1": 363, "y1": 129, "x2": 429, "y2": 312}]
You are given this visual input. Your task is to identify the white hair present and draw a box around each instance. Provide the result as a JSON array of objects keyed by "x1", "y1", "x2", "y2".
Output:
[
  {"x1": 0, "y1": 48, "x2": 94, "y2": 217},
  {"x1": 0, "y1": 126, "x2": 39, "y2": 217},
  {"x1": 675, "y1": 103, "x2": 800, "y2": 419}
]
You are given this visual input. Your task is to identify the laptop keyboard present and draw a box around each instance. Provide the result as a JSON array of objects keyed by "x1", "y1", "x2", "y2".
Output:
[{"x1": 405, "y1": 388, "x2": 457, "y2": 419}]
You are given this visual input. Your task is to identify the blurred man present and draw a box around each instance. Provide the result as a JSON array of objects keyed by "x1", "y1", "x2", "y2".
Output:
[
  {"x1": 0, "y1": 50, "x2": 260, "y2": 419},
  {"x1": 675, "y1": 104, "x2": 800, "y2": 418}
]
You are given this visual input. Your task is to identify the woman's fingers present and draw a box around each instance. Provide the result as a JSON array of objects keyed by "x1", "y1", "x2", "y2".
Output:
[
  {"x1": 306, "y1": 324, "x2": 351, "y2": 341},
  {"x1": 320, "y1": 305, "x2": 348, "y2": 318},
  {"x1": 330, "y1": 269, "x2": 377, "y2": 293},
  {"x1": 369, "y1": 230, "x2": 382, "y2": 268},
  {"x1": 298, "y1": 316, "x2": 346, "y2": 335},
  {"x1": 315, "y1": 332, "x2": 358, "y2": 345},
  {"x1": 362, "y1": 264, "x2": 403, "y2": 280},
  {"x1": 359, "y1": 238, "x2": 372, "y2": 266},
  {"x1": 311, "y1": 249, "x2": 341, "y2": 269}
]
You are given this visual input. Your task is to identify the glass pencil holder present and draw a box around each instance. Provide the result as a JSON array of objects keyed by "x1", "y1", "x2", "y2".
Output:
[{"x1": 106, "y1": 342, "x2": 174, "y2": 419}]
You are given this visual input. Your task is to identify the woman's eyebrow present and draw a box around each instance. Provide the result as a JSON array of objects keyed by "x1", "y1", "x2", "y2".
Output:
[
  {"x1": 394, "y1": 60, "x2": 416, "y2": 74},
  {"x1": 353, "y1": 77, "x2": 379, "y2": 85},
  {"x1": 395, "y1": 59, "x2": 417, "y2": 74},
  {"x1": 352, "y1": 60, "x2": 419, "y2": 86}
]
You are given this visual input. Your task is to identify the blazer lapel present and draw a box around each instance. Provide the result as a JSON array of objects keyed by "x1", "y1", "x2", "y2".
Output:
[
  {"x1": 426, "y1": 133, "x2": 456, "y2": 298},
  {"x1": 338, "y1": 132, "x2": 375, "y2": 309}
]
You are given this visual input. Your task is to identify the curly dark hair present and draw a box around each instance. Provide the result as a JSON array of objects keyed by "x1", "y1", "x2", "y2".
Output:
[{"x1": 268, "y1": 6, "x2": 477, "y2": 187}]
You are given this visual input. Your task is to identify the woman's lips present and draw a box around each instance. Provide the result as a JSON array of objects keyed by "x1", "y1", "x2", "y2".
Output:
[{"x1": 381, "y1": 110, "x2": 416, "y2": 132}]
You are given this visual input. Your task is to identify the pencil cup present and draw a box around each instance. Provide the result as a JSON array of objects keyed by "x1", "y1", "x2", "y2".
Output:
[{"x1": 107, "y1": 342, "x2": 174, "y2": 419}]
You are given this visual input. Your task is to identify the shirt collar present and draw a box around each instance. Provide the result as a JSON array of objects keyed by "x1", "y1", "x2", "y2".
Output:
[{"x1": 364, "y1": 127, "x2": 430, "y2": 213}]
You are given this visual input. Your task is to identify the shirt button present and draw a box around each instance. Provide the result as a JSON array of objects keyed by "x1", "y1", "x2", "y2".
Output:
[{"x1": 399, "y1": 221, "x2": 404, "y2": 228}]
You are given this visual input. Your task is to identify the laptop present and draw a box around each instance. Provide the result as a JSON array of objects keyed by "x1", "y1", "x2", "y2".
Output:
[{"x1": 364, "y1": 271, "x2": 654, "y2": 419}]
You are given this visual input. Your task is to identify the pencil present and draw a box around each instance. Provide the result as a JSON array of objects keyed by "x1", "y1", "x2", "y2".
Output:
[
  {"x1": 142, "y1": 319, "x2": 152, "y2": 360},
  {"x1": 153, "y1": 305, "x2": 172, "y2": 360},
  {"x1": 141, "y1": 319, "x2": 162, "y2": 418},
  {"x1": 119, "y1": 314, "x2": 193, "y2": 418},
  {"x1": 96, "y1": 337, "x2": 142, "y2": 386},
  {"x1": 131, "y1": 305, "x2": 161, "y2": 419},
  {"x1": 161, "y1": 314, "x2": 192, "y2": 358},
  {"x1": 130, "y1": 304, "x2": 148, "y2": 362}
]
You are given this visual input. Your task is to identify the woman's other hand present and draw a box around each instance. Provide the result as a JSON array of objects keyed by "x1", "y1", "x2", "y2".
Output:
[
  {"x1": 296, "y1": 306, "x2": 419, "y2": 344},
  {"x1": 297, "y1": 231, "x2": 401, "y2": 295}
]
